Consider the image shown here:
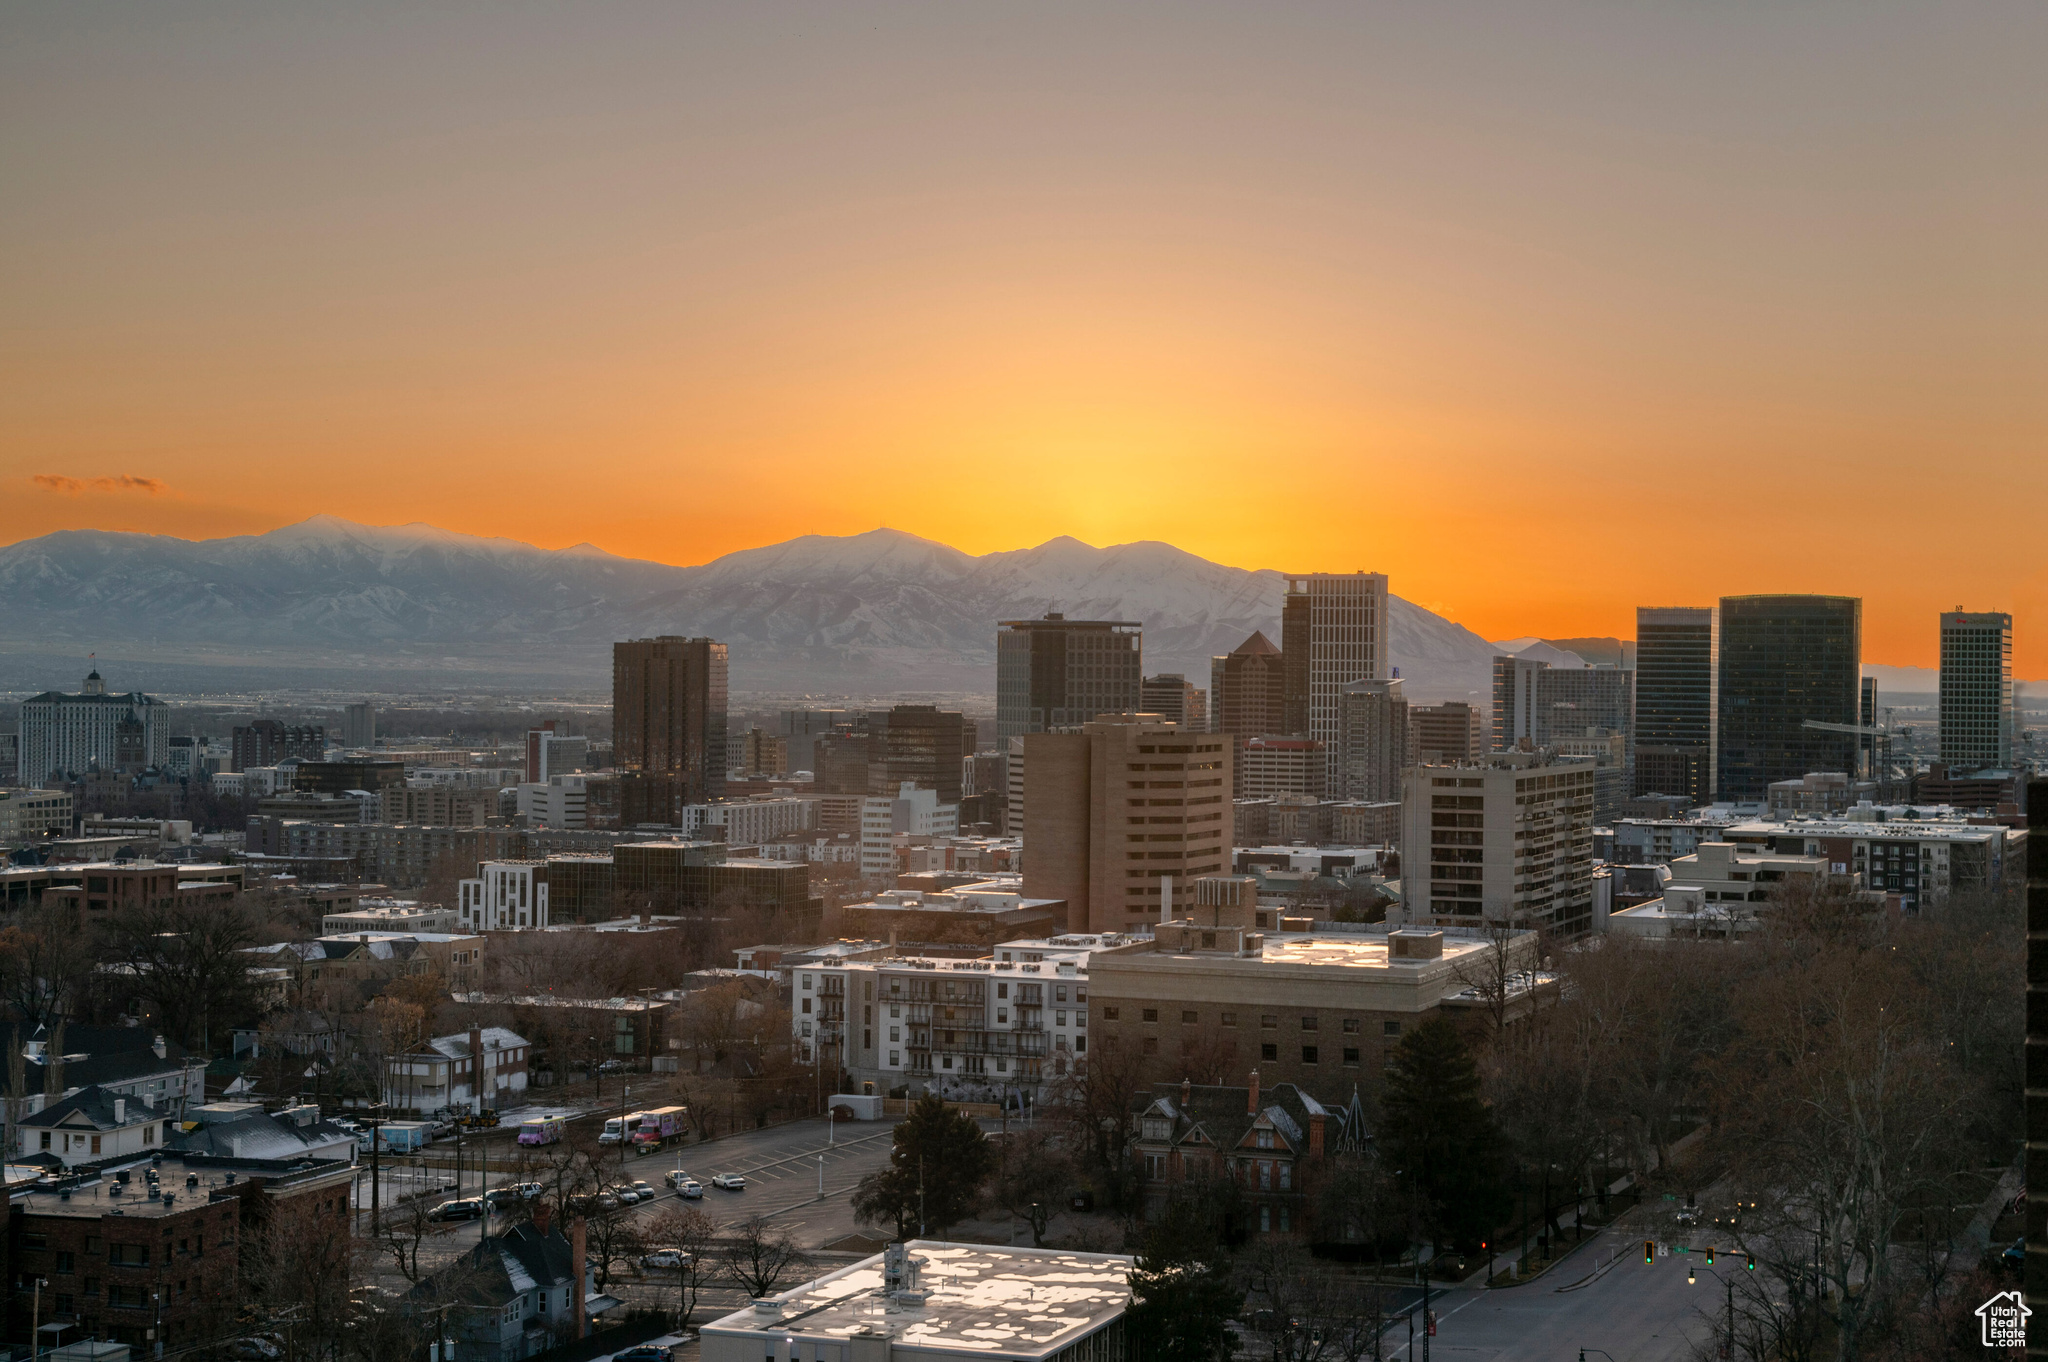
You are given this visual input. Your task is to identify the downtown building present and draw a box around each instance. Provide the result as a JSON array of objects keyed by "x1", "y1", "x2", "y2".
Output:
[
  {"x1": 1141, "y1": 674, "x2": 1208, "y2": 730},
  {"x1": 1939, "y1": 610, "x2": 2015, "y2": 770},
  {"x1": 613, "y1": 635, "x2": 728, "y2": 806},
  {"x1": 1335, "y1": 676, "x2": 1408, "y2": 804},
  {"x1": 19, "y1": 669, "x2": 170, "y2": 784},
  {"x1": 1633, "y1": 606, "x2": 1716, "y2": 804},
  {"x1": 1715, "y1": 595, "x2": 1862, "y2": 803},
  {"x1": 1398, "y1": 751, "x2": 1599, "y2": 934},
  {"x1": 1409, "y1": 701, "x2": 1486, "y2": 764},
  {"x1": 1280, "y1": 572, "x2": 1390, "y2": 786},
  {"x1": 1491, "y1": 655, "x2": 1634, "y2": 765},
  {"x1": 1210, "y1": 630, "x2": 1288, "y2": 797},
  {"x1": 1021, "y1": 716, "x2": 1231, "y2": 935},
  {"x1": 995, "y1": 613, "x2": 1142, "y2": 743}
]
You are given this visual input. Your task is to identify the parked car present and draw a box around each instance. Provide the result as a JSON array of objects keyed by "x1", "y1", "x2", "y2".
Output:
[
  {"x1": 712, "y1": 1172, "x2": 746, "y2": 1191},
  {"x1": 675, "y1": 1179, "x2": 703, "y2": 1200},
  {"x1": 231, "y1": 1341, "x2": 284, "y2": 1361},
  {"x1": 615, "y1": 1185, "x2": 643, "y2": 1205},
  {"x1": 596, "y1": 1192, "x2": 621, "y2": 1211},
  {"x1": 429, "y1": 1198, "x2": 486, "y2": 1222},
  {"x1": 631, "y1": 1180, "x2": 657, "y2": 1200},
  {"x1": 640, "y1": 1248, "x2": 690, "y2": 1269},
  {"x1": 611, "y1": 1347, "x2": 675, "y2": 1362}
]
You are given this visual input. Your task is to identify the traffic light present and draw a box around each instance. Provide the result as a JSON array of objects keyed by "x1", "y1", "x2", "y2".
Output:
[
  {"x1": 1705, "y1": 1245, "x2": 1715, "y2": 1265},
  {"x1": 1746, "y1": 1254, "x2": 1756, "y2": 1271},
  {"x1": 1644, "y1": 1239, "x2": 1655, "y2": 1264}
]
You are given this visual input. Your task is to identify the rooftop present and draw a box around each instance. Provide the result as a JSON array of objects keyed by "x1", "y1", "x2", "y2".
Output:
[{"x1": 702, "y1": 1241, "x2": 1132, "y2": 1356}]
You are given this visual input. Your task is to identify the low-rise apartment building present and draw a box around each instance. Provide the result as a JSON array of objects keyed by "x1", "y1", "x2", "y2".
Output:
[
  {"x1": 796, "y1": 935, "x2": 1124, "y2": 1099},
  {"x1": 839, "y1": 883, "x2": 1067, "y2": 946},
  {"x1": 1720, "y1": 810, "x2": 2019, "y2": 912}
]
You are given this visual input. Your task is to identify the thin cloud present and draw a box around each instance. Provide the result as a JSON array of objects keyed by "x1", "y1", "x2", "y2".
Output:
[{"x1": 31, "y1": 474, "x2": 167, "y2": 495}]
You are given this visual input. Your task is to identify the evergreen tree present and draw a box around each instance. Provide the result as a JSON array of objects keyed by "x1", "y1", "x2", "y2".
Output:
[
  {"x1": 851, "y1": 1093, "x2": 994, "y2": 1238},
  {"x1": 1380, "y1": 1017, "x2": 1509, "y2": 1248},
  {"x1": 1125, "y1": 1195, "x2": 1239, "y2": 1362}
]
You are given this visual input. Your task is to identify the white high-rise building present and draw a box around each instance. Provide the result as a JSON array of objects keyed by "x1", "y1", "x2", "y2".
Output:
[
  {"x1": 860, "y1": 782, "x2": 959, "y2": 877},
  {"x1": 1281, "y1": 572, "x2": 1389, "y2": 785},
  {"x1": 19, "y1": 669, "x2": 169, "y2": 784},
  {"x1": 1939, "y1": 611, "x2": 2014, "y2": 769},
  {"x1": 458, "y1": 860, "x2": 551, "y2": 930}
]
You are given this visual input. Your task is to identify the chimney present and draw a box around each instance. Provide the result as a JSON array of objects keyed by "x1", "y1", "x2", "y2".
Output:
[
  {"x1": 571, "y1": 1215, "x2": 589, "y2": 1339},
  {"x1": 1180, "y1": 1076, "x2": 1191, "y2": 1108},
  {"x1": 114, "y1": 1097, "x2": 126, "y2": 1124},
  {"x1": 1246, "y1": 1069, "x2": 1260, "y2": 1116},
  {"x1": 1309, "y1": 1111, "x2": 1326, "y2": 1159},
  {"x1": 532, "y1": 1199, "x2": 553, "y2": 1236},
  {"x1": 1160, "y1": 873, "x2": 1173, "y2": 925}
]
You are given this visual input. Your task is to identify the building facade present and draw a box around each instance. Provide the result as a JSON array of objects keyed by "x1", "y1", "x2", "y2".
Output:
[
  {"x1": 1409, "y1": 701, "x2": 1486, "y2": 765},
  {"x1": 1399, "y1": 753, "x2": 1598, "y2": 933},
  {"x1": 995, "y1": 613, "x2": 1142, "y2": 742},
  {"x1": 1715, "y1": 595, "x2": 1861, "y2": 803},
  {"x1": 1336, "y1": 677, "x2": 1407, "y2": 803},
  {"x1": 19, "y1": 671, "x2": 170, "y2": 784},
  {"x1": 1141, "y1": 674, "x2": 1207, "y2": 730},
  {"x1": 1021, "y1": 717, "x2": 1232, "y2": 934},
  {"x1": 876, "y1": 704, "x2": 973, "y2": 803},
  {"x1": 1939, "y1": 610, "x2": 2015, "y2": 770},
  {"x1": 1280, "y1": 572, "x2": 1389, "y2": 785},
  {"x1": 613, "y1": 635, "x2": 728, "y2": 803},
  {"x1": 342, "y1": 701, "x2": 376, "y2": 749},
  {"x1": 1633, "y1": 606, "x2": 1715, "y2": 803},
  {"x1": 1492, "y1": 657, "x2": 1634, "y2": 769},
  {"x1": 229, "y1": 720, "x2": 325, "y2": 773},
  {"x1": 1238, "y1": 737, "x2": 1327, "y2": 801}
]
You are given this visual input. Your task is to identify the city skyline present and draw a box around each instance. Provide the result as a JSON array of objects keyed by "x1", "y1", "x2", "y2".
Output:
[{"x1": 5, "y1": 4, "x2": 2044, "y2": 674}]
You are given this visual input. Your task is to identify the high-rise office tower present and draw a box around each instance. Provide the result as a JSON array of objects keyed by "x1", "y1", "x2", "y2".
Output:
[
  {"x1": 1141, "y1": 674, "x2": 1206, "y2": 730},
  {"x1": 1632, "y1": 607, "x2": 1715, "y2": 804},
  {"x1": 1492, "y1": 657, "x2": 1634, "y2": 766},
  {"x1": 1940, "y1": 611, "x2": 2015, "y2": 770},
  {"x1": 995, "y1": 613, "x2": 1142, "y2": 742},
  {"x1": 778, "y1": 709, "x2": 854, "y2": 775},
  {"x1": 1020, "y1": 717, "x2": 1231, "y2": 934},
  {"x1": 1337, "y1": 677, "x2": 1408, "y2": 803},
  {"x1": 875, "y1": 704, "x2": 973, "y2": 803},
  {"x1": 1210, "y1": 631, "x2": 1288, "y2": 798},
  {"x1": 1280, "y1": 572, "x2": 1390, "y2": 783},
  {"x1": 343, "y1": 702, "x2": 377, "y2": 750},
  {"x1": 1409, "y1": 702, "x2": 1486, "y2": 764},
  {"x1": 1209, "y1": 633, "x2": 1286, "y2": 737},
  {"x1": 613, "y1": 636, "x2": 728, "y2": 803},
  {"x1": 1715, "y1": 595, "x2": 1861, "y2": 803}
]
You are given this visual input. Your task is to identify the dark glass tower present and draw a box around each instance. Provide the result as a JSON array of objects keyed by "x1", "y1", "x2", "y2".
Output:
[
  {"x1": 1633, "y1": 606, "x2": 1716, "y2": 803},
  {"x1": 613, "y1": 636, "x2": 728, "y2": 804},
  {"x1": 994, "y1": 614, "x2": 1141, "y2": 742},
  {"x1": 1715, "y1": 596, "x2": 1860, "y2": 803}
]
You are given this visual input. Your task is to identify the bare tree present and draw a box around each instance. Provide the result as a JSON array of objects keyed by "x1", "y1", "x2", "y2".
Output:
[
  {"x1": 720, "y1": 1215, "x2": 808, "y2": 1298},
  {"x1": 1239, "y1": 1240, "x2": 1392, "y2": 1362},
  {"x1": 642, "y1": 1203, "x2": 719, "y2": 1326},
  {"x1": 988, "y1": 1126, "x2": 1073, "y2": 1246},
  {"x1": 583, "y1": 1202, "x2": 643, "y2": 1290}
]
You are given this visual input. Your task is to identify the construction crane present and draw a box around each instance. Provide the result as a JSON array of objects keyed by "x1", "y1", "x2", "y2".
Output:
[{"x1": 1800, "y1": 716, "x2": 1906, "y2": 802}]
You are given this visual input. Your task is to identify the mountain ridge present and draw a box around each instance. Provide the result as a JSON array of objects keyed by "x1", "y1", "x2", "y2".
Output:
[{"x1": 0, "y1": 517, "x2": 1967, "y2": 699}]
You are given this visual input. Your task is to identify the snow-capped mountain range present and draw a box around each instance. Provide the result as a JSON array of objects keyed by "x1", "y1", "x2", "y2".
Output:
[{"x1": 0, "y1": 516, "x2": 1512, "y2": 699}]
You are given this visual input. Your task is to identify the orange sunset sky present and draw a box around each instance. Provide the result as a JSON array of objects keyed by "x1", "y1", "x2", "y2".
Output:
[{"x1": 4, "y1": 4, "x2": 2044, "y2": 672}]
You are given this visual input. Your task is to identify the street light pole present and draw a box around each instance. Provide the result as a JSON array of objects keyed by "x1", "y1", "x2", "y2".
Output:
[{"x1": 31, "y1": 1276, "x2": 45, "y2": 1362}]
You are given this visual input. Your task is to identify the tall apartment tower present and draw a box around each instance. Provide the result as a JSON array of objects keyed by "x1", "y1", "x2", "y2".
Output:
[
  {"x1": 875, "y1": 704, "x2": 973, "y2": 803},
  {"x1": 1210, "y1": 631, "x2": 1287, "y2": 798},
  {"x1": 612, "y1": 636, "x2": 728, "y2": 804},
  {"x1": 1715, "y1": 595, "x2": 1861, "y2": 803},
  {"x1": 1492, "y1": 657, "x2": 1634, "y2": 763},
  {"x1": 1141, "y1": 674, "x2": 1207, "y2": 730},
  {"x1": 1337, "y1": 677, "x2": 1408, "y2": 803},
  {"x1": 342, "y1": 702, "x2": 377, "y2": 750},
  {"x1": 1020, "y1": 717, "x2": 1232, "y2": 934},
  {"x1": 1939, "y1": 611, "x2": 2015, "y2": 770},
  {"x1": 1409, "y1": 702, "x2": 1486, "y2": 764},
  {"x1": 995, "y1": 614, "x2": 1142, "y2": 743},
  {"x1": 1632, "y1": 607, "x2": 1715, "y2": 804},
  {"x1": 1280, "y1": 572, "x2": 1390, "y2": 782},
  {"x1": 1399, "y1": 751, "x2": 1598, "y2": 935}
]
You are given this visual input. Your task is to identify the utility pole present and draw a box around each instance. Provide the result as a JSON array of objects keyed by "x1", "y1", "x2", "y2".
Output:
[
  {"x1": 367, "y1": 1105, "x2": 387, "y2": 1234},
  {"x1": 31, "y1": 1276, "x2": 45, "y2": 1361}
]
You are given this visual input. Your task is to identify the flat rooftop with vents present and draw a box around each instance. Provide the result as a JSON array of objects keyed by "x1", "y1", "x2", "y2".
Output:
[{"x1": 700, "y1": 1241, "x2": 1133, "y2": 1361}]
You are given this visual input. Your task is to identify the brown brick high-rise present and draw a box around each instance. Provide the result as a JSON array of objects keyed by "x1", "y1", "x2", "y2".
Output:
[{"x1": 612, "y1": 636, "x2": 728, "y2": 804}]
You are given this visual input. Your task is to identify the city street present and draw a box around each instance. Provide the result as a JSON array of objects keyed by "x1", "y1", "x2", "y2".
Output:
[{"x1": 1384, "y1": 1227, "x2": 1725, "y2": 1362}]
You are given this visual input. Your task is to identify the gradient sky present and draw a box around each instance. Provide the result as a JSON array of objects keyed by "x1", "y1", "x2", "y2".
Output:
[{"x1": 4, "y1": 3, "x2": 2043, "y2": 670}]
